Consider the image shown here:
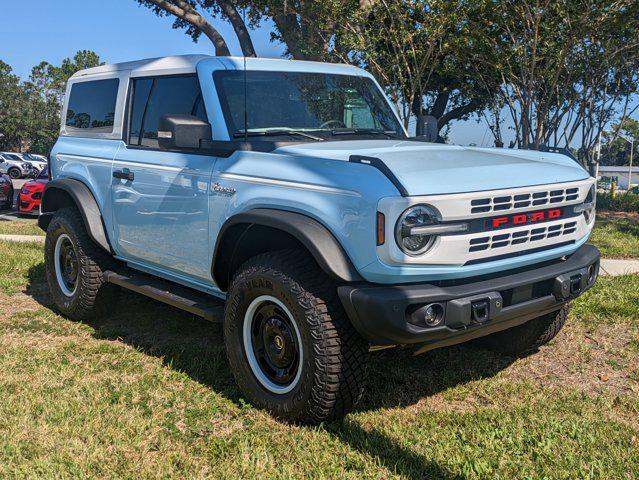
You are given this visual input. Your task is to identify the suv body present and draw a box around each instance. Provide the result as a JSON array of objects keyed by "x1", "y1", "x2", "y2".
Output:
[
  {"x1": 0, "y1": 152, "x2": 34, "y2": 179},
  {"x1": 40, "y1": 55, "x2": 599, "y2": 423}
]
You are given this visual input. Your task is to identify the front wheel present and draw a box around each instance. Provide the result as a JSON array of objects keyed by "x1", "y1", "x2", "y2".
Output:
[
  {"x1": 472, "y1": 305, "x2": 569, "y2": 356},
  {"x1": 8, "y1": 168, "x2": 21, "y2": 179},
  {"x1": 224, "y1": 250, "x2": 369, "y2": 424}
]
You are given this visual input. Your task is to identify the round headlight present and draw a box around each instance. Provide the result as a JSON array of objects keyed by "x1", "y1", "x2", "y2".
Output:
[{"x1": 395, "y1": 204, "x2": 439, "y2": 255}]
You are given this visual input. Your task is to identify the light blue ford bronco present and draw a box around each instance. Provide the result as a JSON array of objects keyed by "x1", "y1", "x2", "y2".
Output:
[{"x1": 40, "y1": 55, "x2": 600, "y2": 423}]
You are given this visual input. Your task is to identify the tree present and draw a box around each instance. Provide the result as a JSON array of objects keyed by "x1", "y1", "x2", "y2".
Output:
[
  {"x1": 0, "y1": 51, "x2": 103, "y2": 154},
  {"x1": 333, "y1": 0, "x2": 499, "y2": 135},
  {"x1": 135, "y1": 0, "x2": 256, "y2": 56},
  {"x1": 135, "y1": 0, "x2": 498, "y2": 136},
  {"x1": 600, "y1": 117, "x2": 639, "y2": 166},
  {"x1": 470, "y1": 0, "x2": 639, "y2": 170}
]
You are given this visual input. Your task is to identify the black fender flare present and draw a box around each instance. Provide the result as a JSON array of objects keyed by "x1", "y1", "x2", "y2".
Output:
[
  {"x1": 212, "y1": 208, "x2": 363, "y2": 289},
  {"x1": 39, "y1": 178, "x2": 112, "y2": 253}
]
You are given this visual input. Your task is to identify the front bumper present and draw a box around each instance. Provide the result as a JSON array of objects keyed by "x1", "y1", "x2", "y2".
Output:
[
  {"x1": 338, "y1": 244, "x2": 600, "y2": 350},
  {"x1": 19, "y1": 193, "x2": 41, "y2": 213}
]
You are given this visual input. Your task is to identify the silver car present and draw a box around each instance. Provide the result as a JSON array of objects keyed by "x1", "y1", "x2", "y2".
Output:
[
  {"x1": 0, "y1": 152, "x2": 34, "y2": 179},
  {"x1": 21, "y1": 153, "x2": 48, "y2": 176}
]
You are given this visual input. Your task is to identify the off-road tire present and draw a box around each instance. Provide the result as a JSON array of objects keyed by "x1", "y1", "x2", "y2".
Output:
[
  {"x1": 44, "y1": 207, "x2": 116, "y2": 320},
  {"x1": 8, "y1": 168, "x2": 20, "y2": 180},
  {"x1": 224, "y1": 249, "x2": 369, "y2": 424},
  {"x1": 472, "y1": 304, "x2": 569, "y2": 356}
]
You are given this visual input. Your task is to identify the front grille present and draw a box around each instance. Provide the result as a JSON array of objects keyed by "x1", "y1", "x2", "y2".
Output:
[
  {"x1": 32, "y1": 192, "x2": 42, "y2": 200},
  {"x1": 469, "y1": 221, "x2": 577, "y2": 252},
  {"x1": 471, "y1": 187, "x2": 580, "y2": 214}
]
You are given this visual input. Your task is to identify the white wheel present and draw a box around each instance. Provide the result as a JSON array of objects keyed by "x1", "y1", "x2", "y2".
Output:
[
  {"x1": 242, "y1": 295, "x2": 304, "y2": 394},
  {"x1": 53, "y1": 233, "x2": 79, "y2": 297}
]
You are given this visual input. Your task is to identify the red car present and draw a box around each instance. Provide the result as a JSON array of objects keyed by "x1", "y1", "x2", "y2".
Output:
[{"x1": 19, "y1": 167, "x2": 48, "y2": 215}]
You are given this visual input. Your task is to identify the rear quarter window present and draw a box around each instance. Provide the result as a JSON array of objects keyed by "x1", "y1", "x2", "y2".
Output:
[{"x1": 65, "y1": 78, "x2": 119, "y2": 133}]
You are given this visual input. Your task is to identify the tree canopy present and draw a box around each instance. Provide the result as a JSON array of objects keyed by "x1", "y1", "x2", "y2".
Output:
[
  {"x1": 0, "y1": 51, "x2": 103, "y2": 154},
  {"x1": 134, "y1": 0, "x2": 639, "y2": 162}
]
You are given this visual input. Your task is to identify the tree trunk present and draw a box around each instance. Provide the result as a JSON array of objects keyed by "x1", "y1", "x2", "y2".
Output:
[
  {"x1": 145, "y1": 0, "x2": 231, "y2": 56},
  {"x1": 216, "y1": 0, "x2": 257, "y2": 57}
]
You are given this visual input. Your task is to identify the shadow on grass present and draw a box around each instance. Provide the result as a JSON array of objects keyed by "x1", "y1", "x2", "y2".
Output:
[
  {"x1": 26, "y1": 263, "x2": 513, "y2": 479},
  {"x1": 597, "y1": 211, "x2": 639, "y2": 236}
]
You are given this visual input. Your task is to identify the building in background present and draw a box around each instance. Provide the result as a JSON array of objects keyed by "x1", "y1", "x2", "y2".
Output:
[{"x1": 597, "y1": 166, "x2": 639, "y2": 190}]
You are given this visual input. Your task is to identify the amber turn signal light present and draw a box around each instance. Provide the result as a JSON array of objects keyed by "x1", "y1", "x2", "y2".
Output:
[{"x1": 376, "y1": 212, "x2": 385, "y2": 245}]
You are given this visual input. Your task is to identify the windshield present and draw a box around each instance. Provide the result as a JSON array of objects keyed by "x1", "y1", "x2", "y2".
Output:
[{"x1": 214, "y1": 71, "x2": 405, "y2": 139}]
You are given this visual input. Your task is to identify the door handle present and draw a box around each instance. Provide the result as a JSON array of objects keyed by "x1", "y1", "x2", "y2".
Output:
[{"x1": 113, "y1": 170, "x2": 134, "y2": 181}]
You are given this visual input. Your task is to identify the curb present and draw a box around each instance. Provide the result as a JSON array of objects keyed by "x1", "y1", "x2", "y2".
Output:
[{"x1": 0, "y1": 234, "x2": 45, "y2": 243}]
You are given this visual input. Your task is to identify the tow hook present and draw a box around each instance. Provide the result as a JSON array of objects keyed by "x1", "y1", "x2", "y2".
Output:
[
  {"x1": 471, "y1": 300, "x2": 490, "y2": 324},
  {"x1": 553, "y1": 263, "x2": 598, "y2": 300},
  {"x1": 446, "y1": 292, "x2": 502, "y2": 328}
]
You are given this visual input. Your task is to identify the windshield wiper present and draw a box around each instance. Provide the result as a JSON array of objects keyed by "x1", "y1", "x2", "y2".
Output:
[
  {"x1": 233, "y1": 129, "x2": 325, "y2": 141},
  {"x1": 329, "y1": 128, "x2": 403, "y2": 138}
]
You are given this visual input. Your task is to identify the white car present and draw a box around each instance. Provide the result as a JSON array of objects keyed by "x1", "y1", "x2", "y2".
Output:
[
  {"x1": 0, "y1": 152, "x2": 34, "y2": 179},
  {"x1": 21, "y1": 153, "x2": 48, "y2": 176}
]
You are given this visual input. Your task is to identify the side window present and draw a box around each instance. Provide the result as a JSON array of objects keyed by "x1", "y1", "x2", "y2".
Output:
[
  {"x1": 65, "y1": 79, "x2": 119, "y2": 132},
  {"x1": 128, "y1": 75, "x2": 207, "y2": 148}
]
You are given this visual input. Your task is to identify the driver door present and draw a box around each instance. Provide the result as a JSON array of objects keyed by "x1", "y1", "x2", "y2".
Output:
[{"x1": 111, "y1": 74, "x2": 214, "y2": 283}]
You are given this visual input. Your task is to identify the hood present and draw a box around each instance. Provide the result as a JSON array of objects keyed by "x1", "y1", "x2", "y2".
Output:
[
  {"x1": 23, "y1": 179, "x2": 47, "y2": 189},
  {"x1": 275, "y1": 140, "x2": 590, "y2": 196}
]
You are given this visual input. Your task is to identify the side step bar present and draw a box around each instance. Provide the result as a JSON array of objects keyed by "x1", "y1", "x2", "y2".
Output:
[{"x1": 103, "y1": 270, "x2": 225, "y2": 323}]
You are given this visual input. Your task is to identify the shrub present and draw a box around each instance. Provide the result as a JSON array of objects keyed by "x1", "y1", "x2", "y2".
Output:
[{"x1": 596, "y1": 192, "x2": 639, "y2": 212}]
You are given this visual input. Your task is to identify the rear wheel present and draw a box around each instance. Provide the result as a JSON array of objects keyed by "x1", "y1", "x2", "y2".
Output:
[
  {"x1": 224, "y1": 250, "x2": 369, "y2": 424},
  {"x1": 472, "y1": 305, "x2": 569, "y2": 356},
  {"x1": 45, "y1": 207, "x2": 115, "y2": 320},
  {"x1": 8, "y1": 168, "x2": 20, "y2": 179}
]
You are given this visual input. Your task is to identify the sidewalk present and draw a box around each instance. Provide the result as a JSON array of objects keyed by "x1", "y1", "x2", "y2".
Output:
[
  {"x1": 599, "y1": 258, "x2": 639, "y2": 276},
  {"x1": 1, "y1": 233, "x2": 638, "y2": 277}
]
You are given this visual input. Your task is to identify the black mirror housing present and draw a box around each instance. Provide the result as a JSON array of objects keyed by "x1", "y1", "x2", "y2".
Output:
[
  {"x1": 158, "y1": 114, "x2": 212, "y2": 150},
  {"x1": 414, "y1": 114, "x2": 439, "y2": 142}
]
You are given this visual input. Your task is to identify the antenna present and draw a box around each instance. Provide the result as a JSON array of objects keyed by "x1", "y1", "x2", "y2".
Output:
[{"x1": 243, "y1": 5, "x2": 248, "y2": 143}]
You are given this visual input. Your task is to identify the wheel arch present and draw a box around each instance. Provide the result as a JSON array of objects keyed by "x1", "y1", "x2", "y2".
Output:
[
  {"x1": 39, "y1": 178, "x2": 112, "y2": 253},
  {"x1": 212, "y1": 208, "x2": 363, "y2": 291}
]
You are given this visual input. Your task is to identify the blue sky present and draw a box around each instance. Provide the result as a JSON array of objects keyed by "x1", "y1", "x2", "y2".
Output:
[{"x1": 1, "y1": 0, "x2": 634, "y2": 146}]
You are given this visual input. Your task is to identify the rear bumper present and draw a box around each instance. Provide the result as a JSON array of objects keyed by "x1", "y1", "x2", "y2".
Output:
[{"x1": 338, "y1": 244, "x2": 600, "y2": 350}]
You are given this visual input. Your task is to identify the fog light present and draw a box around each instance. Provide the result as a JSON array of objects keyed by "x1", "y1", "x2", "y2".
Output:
[
  {"x1": 422, "y1": 303, "x2": 444, "y2": 327},
  {"x1": 587, "y1": 264, "x2": 597, "y2": 284}
]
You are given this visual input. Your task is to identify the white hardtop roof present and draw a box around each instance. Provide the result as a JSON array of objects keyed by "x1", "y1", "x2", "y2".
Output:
[{"x1": 71, "y1": 54, "x2": 364, "y2": 79}]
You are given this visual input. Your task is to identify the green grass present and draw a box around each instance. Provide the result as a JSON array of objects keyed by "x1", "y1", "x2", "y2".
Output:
[
  {"x1": 0, "y1": 243, "x2": 637, "y2": 479},
  {"x1": 588, "y1": 212, "x2": 639, "y2": 259},
  {"x1": 0, "y1": 239, "x2": 44, "y2": 295},
  {"x1": 0, "y1": 219, "x2": 44, "y2": 236},
  {"x1": 571, "y1": 274, "x2": 639, "y2": 328}
]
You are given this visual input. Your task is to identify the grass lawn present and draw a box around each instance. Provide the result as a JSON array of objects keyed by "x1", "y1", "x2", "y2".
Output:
[
  {"x1": 0, "y1": 219, "x2": 43, "y2": 236},
  {"x1": 589, "y1": 211, "x2": 639, "y2": 259},
  {"x1": 0, "y1": 240, "x2": 637, "y2": 478}
]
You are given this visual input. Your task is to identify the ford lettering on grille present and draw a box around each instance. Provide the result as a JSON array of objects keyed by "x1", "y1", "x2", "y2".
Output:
[{"x1": 489, "y1": 208, "x2": 563, "y2": 229}]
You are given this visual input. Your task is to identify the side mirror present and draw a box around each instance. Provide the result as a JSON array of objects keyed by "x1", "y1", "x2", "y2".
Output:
[
  {"x1": 414, "y1": 114, "x2": 439, "y2": 142},
  {"x1": 158, "y1": 114, "x2": 212, "y2": 150}
]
